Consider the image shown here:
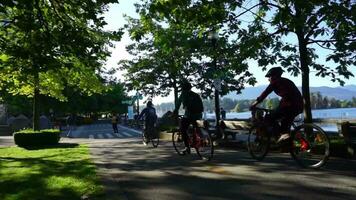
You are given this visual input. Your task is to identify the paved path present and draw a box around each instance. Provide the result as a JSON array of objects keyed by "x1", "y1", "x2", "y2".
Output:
[
  {"x1": 2, "y1": 125, "x2": 356, "y2": 200},
  {"x1": 89, "y1": 138, "x2": 356, "y2": 200},
  {"x1": 63, "y1": 124, "x2": 142, "y2": 139}
]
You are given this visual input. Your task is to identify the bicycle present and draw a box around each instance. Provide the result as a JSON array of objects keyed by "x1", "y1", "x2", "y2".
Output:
[
  {"x1": 247, "y1": 107, "x2": 330, "y2": 169},
  {"x1": 172, "y1": 117, "x2": 214, "y2": 160},
  {"x1": 142, "y1": 123, "x2": 159, "y2": 148}
]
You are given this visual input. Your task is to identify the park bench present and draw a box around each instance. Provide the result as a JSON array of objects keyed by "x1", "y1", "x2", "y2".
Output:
[
  {"x1": 200, "y1": 119, "x2": 251, "y2": 141},
  {"x1": 219, "y1": 120, "x2": 251, "y2": 140},
  {"x1": 340, "y1": 121, "x2": 356, "y2": 158}
]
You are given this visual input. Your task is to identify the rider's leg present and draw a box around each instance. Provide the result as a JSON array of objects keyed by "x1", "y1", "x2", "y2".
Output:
[
  {"x1": 277, "y1": 107, "x2": 300, "y2": 143},
  {"x1": 180, "y1": 117, "x2": 191, "y2": 154}
]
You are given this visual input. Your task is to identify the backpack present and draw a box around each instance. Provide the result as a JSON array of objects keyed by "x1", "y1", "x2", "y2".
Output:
[{"x1": 185, "y1": 91, "x2": 204, "y2": 114}]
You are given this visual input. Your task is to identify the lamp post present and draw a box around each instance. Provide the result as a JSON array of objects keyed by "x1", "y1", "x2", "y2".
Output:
[{"x1": 208, "y1": 30, "x2": 221, "y2": 131}]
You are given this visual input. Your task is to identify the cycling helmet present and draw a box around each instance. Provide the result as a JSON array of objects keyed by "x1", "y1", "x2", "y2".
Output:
[
  {"x1": 180, "y1": 79, "x2": 192, "y2": 91},
  {"x1": 147, "y1": 101, "x2": 153, "y2": 107},
  {"x1": 265, "y1": 67, "x2": 284, "y2": 77}
]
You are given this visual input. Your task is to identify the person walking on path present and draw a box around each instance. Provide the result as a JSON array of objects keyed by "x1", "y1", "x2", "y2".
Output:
[
  {"x1": 221, "y1": 107, "x2": 226, "y2": 120},
  {"x1": 112, "y1": 113, "x2": 118, "y2": 133}
]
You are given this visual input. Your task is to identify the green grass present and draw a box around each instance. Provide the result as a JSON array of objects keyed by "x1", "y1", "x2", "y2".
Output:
[{"x1": 0, "y1": 144, "x2": 104, "y2": 200}]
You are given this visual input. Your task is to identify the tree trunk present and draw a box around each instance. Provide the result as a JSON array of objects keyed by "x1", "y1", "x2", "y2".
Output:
[
  {"x1": 173, "y1": 79, "x2": 179, "y2": 126},
  {"x1": 33, "y1": 71, "x2": 40, "y2": 130},
  {"x1": 297, "y1": 33, "x2": 313, "y2": 124},
  {"x1": 295, "y1": 3, "x2": 312, "y2": 124},
  {"x1": 173, "y1": 80, "x2": 179, "y2": 109}
]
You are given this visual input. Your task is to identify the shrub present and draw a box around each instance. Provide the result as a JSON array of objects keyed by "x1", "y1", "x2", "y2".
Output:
[{"x1": 14, "y1": 129, "x2": 61, "y2": 147}]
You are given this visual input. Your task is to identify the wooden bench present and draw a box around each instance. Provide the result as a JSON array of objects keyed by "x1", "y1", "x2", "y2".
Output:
[
  {"x1": 340, "y1": 121, "x2": 356, "y2": 158},
  {"x1": 196, "y1": 120, "x2": 251, "y2": 140},
  {"x1": 219, "y1": 120, "x2": 251, "y2": 140}
]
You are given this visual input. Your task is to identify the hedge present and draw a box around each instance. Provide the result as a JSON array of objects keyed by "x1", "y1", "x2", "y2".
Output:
[{"x1": 14, "y1": 129, "x2": 61, "y2": 147}]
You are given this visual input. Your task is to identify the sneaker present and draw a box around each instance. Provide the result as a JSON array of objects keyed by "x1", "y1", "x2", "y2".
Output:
[
  {"x1": 277, "y1": 133, "x2": 290, "y2": 144},
  {"x1": 182, "y1": 147, "x2": 191, "y2": 155}
]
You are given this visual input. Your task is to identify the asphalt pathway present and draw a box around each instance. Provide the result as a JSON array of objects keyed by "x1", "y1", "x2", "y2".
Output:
[
  {"x1": 1, "y1": 124, "x2": 356, "y2": 200},
  {"x1": 88, "y1": 137, "x2": 356, "y2": 200}
]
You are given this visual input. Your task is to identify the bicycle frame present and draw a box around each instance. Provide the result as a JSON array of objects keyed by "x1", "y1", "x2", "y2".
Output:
[
  {"x1": 248, "y1": 107, "x2": 330, "y2": 168},
  {"x1": 187, "y1": 126, "x2": 203, "y2": 148}
]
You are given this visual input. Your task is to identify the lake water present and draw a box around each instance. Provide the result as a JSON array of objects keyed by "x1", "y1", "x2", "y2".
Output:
[{"x1": 205, "y1": 107, "x2": 356, "y2": 132}]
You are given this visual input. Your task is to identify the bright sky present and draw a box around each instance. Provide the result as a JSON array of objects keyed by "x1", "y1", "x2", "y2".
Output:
[{"x1": 103, "y1": 1, "x2": 356, "y2": 104}]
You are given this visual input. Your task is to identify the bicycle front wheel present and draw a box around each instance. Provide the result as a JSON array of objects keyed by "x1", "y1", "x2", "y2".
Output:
[
  {"x1": 247, "y1": 125, "x2": 270, "y2": 161},
  {"x1": 290, "y1": 123, "x2": 330, "y2": 169},
  {"x1": 196, "y1": 128, "x2": 214, "y2": 161},
  {"x1": 172, "y1": 130, "x2": 186, "y2": 156}
]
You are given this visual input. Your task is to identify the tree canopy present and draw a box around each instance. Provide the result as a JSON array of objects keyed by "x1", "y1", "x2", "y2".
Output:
[
  {"x1": 121, "y1": 0, "x2": 355, "y2": 122},
  {"x1": 0, "y1": 0, "x2": 123, "y2": 129},
  {"x1": 119, "y1": 0, "x2": 256, "y2": 107}
]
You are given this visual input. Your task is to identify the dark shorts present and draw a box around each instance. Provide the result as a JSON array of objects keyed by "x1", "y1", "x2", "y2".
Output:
[{"x1": 268, "y1": 106, "x2": 302, "y2": 133}]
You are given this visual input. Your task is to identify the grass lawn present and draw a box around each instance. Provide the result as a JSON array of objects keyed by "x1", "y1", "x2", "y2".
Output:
[{"x1": 0, "y1": 144, "x2": 104, "y2": 200}]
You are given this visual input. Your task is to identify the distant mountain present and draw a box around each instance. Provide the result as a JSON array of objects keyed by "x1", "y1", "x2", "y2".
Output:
[
  {"x1": 338, "y1": 85, "x2": 356, "y2": 92},
  {"x1": 223, "y1": 84, "x2": 356, "y2": 101}
]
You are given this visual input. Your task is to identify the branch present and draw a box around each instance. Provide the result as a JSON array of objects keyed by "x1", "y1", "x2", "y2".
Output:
[
  {"x1": 234, "y1": 3, "x2": 262, "y2": 19},
  {"x1": 314, "y1": 41, "x2": 337, "y2": 51},
  {"x1": 50, "y1": 0, "x2": 76, "y2": 23},
  {"x1": 305, "y1": 15, "x2": 326, "y2": 40},
  {"x1": 35, "y1": 0, "x2": 50, "y2": 35},
  {"x1": 240, "y1": 5, "x2": 273, "y2": 24},
  {"x1": 48, "y1": 0, "x2": 66, "y2": 22},
  {"x1": 307, "y1": 38, "x2": 356, "y2": 44},
  {"x1": 265, "y1": 1, "x2": 295, "y2": 17}
]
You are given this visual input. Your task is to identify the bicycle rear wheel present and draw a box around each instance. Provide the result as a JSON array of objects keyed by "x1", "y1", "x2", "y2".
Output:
[
  {"x1": 195, "y1": 128, "x2": 214, "y2": 161},
  {"x1": 149, "y1": 127, "x2": 159, "y2": 148},
  {"x1": 247, "y1": 125, "x2": 270, "y2": 161},
  {"x1": 290, "y1": 123, "x2": 330, "y2": 169},
  {"x1": 142, "y1": 129, "x2": 148, "y2": 146},
  {"x1": 172, "y1": 130, "x2": 186, "y2": 155}
]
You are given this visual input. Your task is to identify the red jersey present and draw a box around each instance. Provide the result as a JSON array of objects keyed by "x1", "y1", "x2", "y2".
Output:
[{"x1": 257, "y1": 77, "x2": 303, "y2": 111}]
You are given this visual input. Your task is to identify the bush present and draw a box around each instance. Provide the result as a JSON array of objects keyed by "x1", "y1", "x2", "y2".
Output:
[{"x1": 14, "y1": 129, "x2": 61, "y2": 147}]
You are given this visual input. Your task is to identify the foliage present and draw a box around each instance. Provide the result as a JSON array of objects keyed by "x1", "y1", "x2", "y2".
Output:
[
  {"x1": 1, "y1": 81, "x2": 128, "y2": 117},
  {"x1": 13, "y1": 129, "x2": 60, "y2": 147},
  {"x1": 310, "y1": 92, "x2": 356, "y2": 109},
  {"x1": 0, "y1": 145, "x2": 103, "y2": 200},
  {"x1": 124, "y1": 0, "x2": 355, "y2": 123},
  {"x1": 120, "y1": 0, "x2": 256, "y2": 105},
  {"x1": 230, "y1": 0, "x2": 355, "y2": 122},
  {"x1": 0, "y1": 0, "x2": 123, "y2": 129}
]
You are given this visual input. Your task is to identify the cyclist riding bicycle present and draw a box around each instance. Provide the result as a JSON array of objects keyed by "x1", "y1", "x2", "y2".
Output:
[
  {"x1": 250, "y1": 67, "x2": 303, "y2": 143},
  {"x1": 138, "y1": 101, "x2": 158, "y2": 145},
  {"x1": 173, "y1": 79, "x2": 204, "y2": 154}
]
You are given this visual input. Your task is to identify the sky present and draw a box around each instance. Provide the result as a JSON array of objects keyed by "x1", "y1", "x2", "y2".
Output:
[{"x1": 103, "y1": 1, "x2": 356, "y2": 104}]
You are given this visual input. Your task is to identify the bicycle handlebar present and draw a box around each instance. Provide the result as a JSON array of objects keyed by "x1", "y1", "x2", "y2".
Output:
[{"x1": 250, "y1": 107, "x2": 272, "y2": 113}]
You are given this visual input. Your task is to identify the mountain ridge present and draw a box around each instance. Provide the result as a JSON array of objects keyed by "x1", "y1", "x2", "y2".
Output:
[{"x1": 223, "y1": 84, "x2": 356, "y2": 101}]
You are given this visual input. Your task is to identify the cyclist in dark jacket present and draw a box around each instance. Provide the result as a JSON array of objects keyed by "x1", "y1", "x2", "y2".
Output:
[
  {"x1": 138, "y1": 101, "x2": 157, "y2": 144},
  {"x1": 173, "y1": 79, "x2": 204, "y2": 154},
  {"x1": 250, "y1": 67, "x2": 303, "y2": 143}
]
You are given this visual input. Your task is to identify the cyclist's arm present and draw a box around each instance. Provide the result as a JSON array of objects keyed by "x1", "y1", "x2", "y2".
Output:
[
  {"x1": 173, "y1": 94, "x2": 183, "y2": 115},
  {"x1": 256, "y1": 84, "x2": 274, "y2": 103},
  {"x1": 137, "y1": 108, "x2": 147, "y2": 121}
]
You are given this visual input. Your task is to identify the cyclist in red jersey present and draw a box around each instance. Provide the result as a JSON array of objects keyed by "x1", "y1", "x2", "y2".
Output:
[{"x1": 250, "y1": 67, "x2": 303, "y2": 143}]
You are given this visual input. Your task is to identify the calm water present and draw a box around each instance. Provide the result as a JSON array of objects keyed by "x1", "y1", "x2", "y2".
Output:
[{"x1": 205, "y1": 107, "x2": 356, "y2": 132}]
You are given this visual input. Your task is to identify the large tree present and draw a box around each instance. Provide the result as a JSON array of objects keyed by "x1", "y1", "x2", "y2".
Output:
[
  {"x1": 120, "y1": 0, "x2": 255, "y2": 109},
  {"x1": 0, "y1": 0, "x2": 122, "y2": 130},
  {"x1": 232, "y1": 0, "x2": 355, "y2": 122},
  {"x1": 127, "y1": 0, "x2": 355, "y2": 124}
]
